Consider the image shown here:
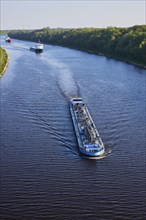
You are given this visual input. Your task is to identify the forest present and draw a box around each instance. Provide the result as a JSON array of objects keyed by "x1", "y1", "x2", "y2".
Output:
[{"x1": 8, "y1": 25, "x2": 146, "y2": 67}]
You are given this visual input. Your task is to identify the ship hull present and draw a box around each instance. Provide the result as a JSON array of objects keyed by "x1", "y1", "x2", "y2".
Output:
[
  {"x1": 5, "y1": 38, "x2": 12, "y2": 43},
  {"x1": 79, "y1": 147, "x2": 105, "y2": 157},
  {"x1": 70, "y1": 98, "x2": 105, "y2": 158},
  {"x1": 30, "y1": 47, "x2": 43, "y2": 53}
]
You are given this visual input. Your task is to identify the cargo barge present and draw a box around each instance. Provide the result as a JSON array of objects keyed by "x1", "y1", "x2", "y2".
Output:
[
  {"x1": 70, "y1": 98, "x2": 105, "y2": 157},
  {"x1": 30, "y1": 42, "x2": 43, "y2": 53}
]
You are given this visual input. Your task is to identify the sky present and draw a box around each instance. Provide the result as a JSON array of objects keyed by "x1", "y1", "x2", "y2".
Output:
[{"x1": 1, "y1": 0, "x2": 145, "y2": 30}]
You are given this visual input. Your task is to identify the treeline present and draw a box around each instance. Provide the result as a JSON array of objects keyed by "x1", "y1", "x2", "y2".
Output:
[{"x1": 9, "y1": 25, "x2": 146, "y2": 67}]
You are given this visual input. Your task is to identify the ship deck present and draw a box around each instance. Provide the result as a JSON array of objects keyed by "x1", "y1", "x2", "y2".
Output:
[{"x1": 70, "y1": 98, "x2": 104, "y2": 154}]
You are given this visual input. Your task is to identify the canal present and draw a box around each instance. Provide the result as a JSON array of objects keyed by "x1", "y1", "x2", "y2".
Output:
[{"x1": 0, "y1": 38, "x2": 145, "y2": 219}]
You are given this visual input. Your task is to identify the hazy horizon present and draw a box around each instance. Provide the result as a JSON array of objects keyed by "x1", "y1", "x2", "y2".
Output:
[{"x1": 1, "y1": 0, "x2": 145, "y2": 30}]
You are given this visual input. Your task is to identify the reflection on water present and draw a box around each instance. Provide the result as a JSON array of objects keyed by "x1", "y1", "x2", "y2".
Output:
[{"x1": 0, "y1": 38, "x2": 146, "y2": 219}]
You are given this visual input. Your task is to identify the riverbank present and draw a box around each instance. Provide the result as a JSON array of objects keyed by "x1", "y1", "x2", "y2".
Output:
[
  {"x1": 57, "y1": 45, "x2": 146, "y2": 70},
  {"x1": 9, "y1": 25, "x2": 146, "y2": 69},
  {"x1": 0, "y1": 47, "x2": 9, "y2": 78},
  {"x1": 86, "y1": 50, "x2": 146, "y2": 69}
]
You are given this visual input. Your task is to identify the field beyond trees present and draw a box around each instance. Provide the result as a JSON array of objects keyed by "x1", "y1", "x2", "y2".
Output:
[{"x1": 9, "y1": 25, "x2": 146, "y2": 68}]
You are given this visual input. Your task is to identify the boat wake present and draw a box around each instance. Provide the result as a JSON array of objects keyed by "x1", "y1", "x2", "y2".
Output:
[{"x1": 42, "y1": 54, "x2": 80, "y2": 99}]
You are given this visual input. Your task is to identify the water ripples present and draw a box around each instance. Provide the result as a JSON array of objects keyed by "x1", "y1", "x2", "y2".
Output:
[{"x1": 0, "y1": 39, "x2": 146, "y2": 220}]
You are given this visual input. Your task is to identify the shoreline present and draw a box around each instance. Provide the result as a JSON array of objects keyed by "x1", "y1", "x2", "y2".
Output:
[
  {"x1": 0, "y1": 48, "x2": 9, "y2": 78},
  {"x1": 1, "y1": 38, "x2": 146, "y2": 72},
  {"x1": 24, "y1": 39, "x2": 146, "y2": 70},
  {"x1": 8, "y1": 25, "x2": 146, "y2": 70},
  {"x1": 59, "y1": 45, "x2": 146, "y2": 70}
]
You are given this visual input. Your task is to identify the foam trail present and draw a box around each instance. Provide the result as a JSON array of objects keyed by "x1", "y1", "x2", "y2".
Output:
[{"x1": 42, "y1": 54, "x2": 80, "y2": 99}]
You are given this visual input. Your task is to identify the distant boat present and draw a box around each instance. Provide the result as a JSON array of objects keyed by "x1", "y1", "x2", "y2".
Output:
[
  {"x1": 5, "y1": 36, "x2": 12, "y2": 43},
  {"x1": 30, "y1": 41, "x2": 43, "y2": 53}
]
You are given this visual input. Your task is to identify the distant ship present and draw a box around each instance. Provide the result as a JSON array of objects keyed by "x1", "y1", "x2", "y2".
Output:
[
  {"x1": 70, "y1": 98, "x2": 105, "y2": 157},
  {"x1": 30, "y1": 41, "x2": 43, "y2": 53},
  {"x1": 5, "y1": 36, "x2": 12, "y2": 43}
]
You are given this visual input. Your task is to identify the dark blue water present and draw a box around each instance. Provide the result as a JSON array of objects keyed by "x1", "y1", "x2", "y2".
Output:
[{"x1": 0, "y1": 38, "x2": 146, "y2": 219}]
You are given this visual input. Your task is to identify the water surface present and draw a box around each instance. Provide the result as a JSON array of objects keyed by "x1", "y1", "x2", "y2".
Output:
[{"x1": 0, "y1": 38, "x2": 145, "y2": 219}]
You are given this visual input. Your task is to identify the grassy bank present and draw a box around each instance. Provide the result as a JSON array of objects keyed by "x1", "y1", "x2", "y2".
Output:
[
  {"x1": 9, "y1": 25, "x2": 146, "y2": 68},
  {"x1": 0, "y1": 47, "x2": 9, "y2": 77}
]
